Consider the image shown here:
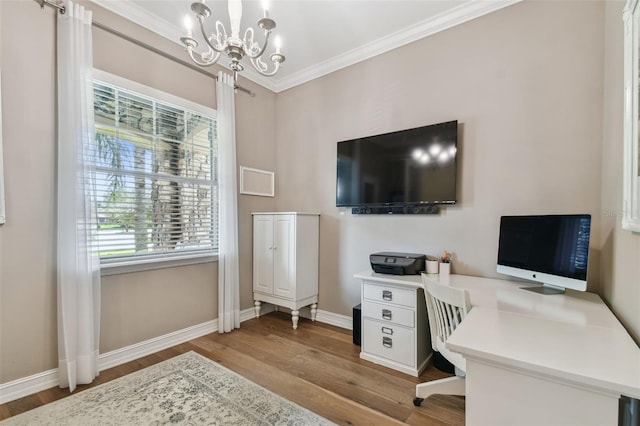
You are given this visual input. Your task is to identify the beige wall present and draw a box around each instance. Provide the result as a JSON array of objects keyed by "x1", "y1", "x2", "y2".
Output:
[
  {"x1": 601, "y1": 0, "x2": 640, "y2": 343},
  {"x1": 0, "y1": 0, "x2": 57, "y2": 385},
  {"x1": 0, "y1": 0, "x2": 276, "y2": 383},
  {"x1": 275, "y1": 1, "x2": 606, "y2": 317},
  {"x1": 2, "y1": 0, "x2": 637, "y2": 388}
]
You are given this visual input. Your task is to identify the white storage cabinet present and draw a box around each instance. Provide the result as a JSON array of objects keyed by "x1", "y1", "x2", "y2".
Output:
[{"x1": 252, "y1": 212, "x2": 320, "y2": 329}]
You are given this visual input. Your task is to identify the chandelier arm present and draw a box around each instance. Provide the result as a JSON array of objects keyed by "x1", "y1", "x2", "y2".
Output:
[
  {"x1": 187, "y1": 47, "x2": 222, "y2": 67},
  {"x1": 244, "y1": 30, "x2": 272, "y2": 59},
  {"x1": 249, "y1": 56, "x2": 281, "y2": 76},
  {"x1": 198, "y1": 15, "x2": 225, "y2": 53},
  {"x1": 215, "y1": 21, "x2": 228, "y2": 44}
]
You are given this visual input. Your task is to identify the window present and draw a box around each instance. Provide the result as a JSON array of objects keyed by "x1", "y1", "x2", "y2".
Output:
[{"x1": 92, "y1": 71, "x2": 217, "y2": 269}]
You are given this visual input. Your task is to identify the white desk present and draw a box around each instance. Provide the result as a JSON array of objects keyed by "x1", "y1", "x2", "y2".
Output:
[{"x1": 422, "y1": 274, "x2": 640, "y2": 426}]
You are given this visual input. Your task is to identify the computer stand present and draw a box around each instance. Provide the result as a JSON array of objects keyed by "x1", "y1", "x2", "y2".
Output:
[{"x1": 522, "y1": 285, "x2": 565, "y2": 295}]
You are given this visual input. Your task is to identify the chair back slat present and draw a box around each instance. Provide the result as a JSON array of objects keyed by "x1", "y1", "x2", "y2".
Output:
[{"x1": 423, "y1": 279, "x2": 471, "y2": 346}]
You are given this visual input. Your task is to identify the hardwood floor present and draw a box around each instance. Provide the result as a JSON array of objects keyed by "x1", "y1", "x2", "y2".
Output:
[{"x1": 0, "y1": 312, "x2": 465, "y2": 425}]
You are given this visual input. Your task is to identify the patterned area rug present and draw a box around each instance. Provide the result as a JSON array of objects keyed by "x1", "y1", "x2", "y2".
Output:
[{"x1": 2, "y1": 351, "x2": 334, "y2": 425}]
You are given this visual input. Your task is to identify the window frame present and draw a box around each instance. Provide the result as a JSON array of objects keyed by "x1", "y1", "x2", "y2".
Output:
[
  {"x1": 93, "y1": 69, "x2": 218, "y2": 275},
  {"x1": 623, "y1": 0, "x2": 640, "y2": 232}
]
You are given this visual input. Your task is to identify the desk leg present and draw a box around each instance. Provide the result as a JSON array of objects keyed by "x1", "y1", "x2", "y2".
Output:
[{"x1": 465, "y1": 359, "x2": 619, "y2": 426}]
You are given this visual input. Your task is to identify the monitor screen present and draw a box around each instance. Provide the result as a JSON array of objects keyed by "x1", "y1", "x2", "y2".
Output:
[
  {"x1": 336, "y1": 120, "x2": 457, "y2": 207},
  {"x1": 497, "y1": 214, "x2": 591, "y2": 292}
]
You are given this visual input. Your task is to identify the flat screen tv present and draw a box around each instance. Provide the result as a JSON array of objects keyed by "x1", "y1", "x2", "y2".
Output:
[
  {"x1": 336, "y1": 120, "x2": 457, "y2": 209},
  {"x1": 496, "y1": 214, "x2": 591, "y2": 294}
]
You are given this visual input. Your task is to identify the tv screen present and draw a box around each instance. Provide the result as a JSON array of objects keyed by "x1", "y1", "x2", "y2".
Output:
[
  {"x1": 336, "y1": 120, "x2": 457, "y2": 207},
  {"x1": 497, "y1": 214, "x2": 591, "y2": 293}
]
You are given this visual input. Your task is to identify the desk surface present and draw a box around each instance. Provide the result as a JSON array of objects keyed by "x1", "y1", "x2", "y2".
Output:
[
  {"x1": 448, "y1": 307, "x2": 640, "y2": 399},
  {"x1": 356, "y1": 272, "x2": 619, "y2": 327},
  {"x1": 356, "y1": 271, "x2": 640, "y2": 399}
]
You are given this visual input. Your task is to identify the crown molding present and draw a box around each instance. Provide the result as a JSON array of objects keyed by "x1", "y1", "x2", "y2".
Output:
[
  {"x1": 271, "y1": 0, "x2": 523, "y2": 92},
  {"x1": 89, "y1": 0, "x2": 522, "y2": 94},
  {"x1": 91, "y1": 0, "x2": 182, "y2": 43}
]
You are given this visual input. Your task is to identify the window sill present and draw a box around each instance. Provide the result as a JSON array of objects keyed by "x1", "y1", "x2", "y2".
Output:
[{"x1": 100, "y1": 253, "x2": 218, "y2": 276}]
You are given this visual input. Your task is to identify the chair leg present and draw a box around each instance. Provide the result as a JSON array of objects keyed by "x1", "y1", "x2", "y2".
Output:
[{"x1": 415, "y1": 376, "x2": 465, "y2": 400}]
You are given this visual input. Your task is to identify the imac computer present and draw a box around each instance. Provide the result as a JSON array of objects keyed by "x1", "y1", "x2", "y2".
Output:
[{"x1": 497, "y1": 214, "x2": 591, "y2": 294}]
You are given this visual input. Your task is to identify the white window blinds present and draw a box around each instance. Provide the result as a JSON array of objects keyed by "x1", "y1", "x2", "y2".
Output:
[{"x1": 92, "y1": 79, "x2": 217, "y2": 263}]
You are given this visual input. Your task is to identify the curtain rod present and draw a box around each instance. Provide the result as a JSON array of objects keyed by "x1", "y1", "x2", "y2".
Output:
[
  {"x1": 36, "y1": 0, "x2": 65, "y2": 14},
  {"x1": 36, "y1": 0, "x2": 256, "y2": 97}
]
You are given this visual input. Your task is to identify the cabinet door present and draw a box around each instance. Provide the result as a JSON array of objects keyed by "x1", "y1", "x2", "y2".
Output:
[
  {"x1": 273, "y1": 215, "x2": 296, "y2": 299},
  {"x1": 253, "y1": 215, "x2": 274, "y2": 294}
]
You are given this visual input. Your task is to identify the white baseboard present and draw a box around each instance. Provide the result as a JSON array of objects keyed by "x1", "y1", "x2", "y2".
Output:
[
  {"x1": 0, "y1": 306, "x2": 346, "y2": 404},
  {"x1": 0, "y1": 368, "x2": 59, "y2": 405},
  {"x1": 98, "y1": 319, "x2": 219, "y2": 371},
  {"x1": 314, "y1": 309, "x2": 353, "y2": 330}
]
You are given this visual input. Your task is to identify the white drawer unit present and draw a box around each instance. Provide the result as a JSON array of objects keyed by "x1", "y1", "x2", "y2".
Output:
[
  {"x1": 362, "y1": 318, "x2": 415, "y2": 367},
  {"x1": 356, "y1": 272, "x2": 431, "y2": 377},
  {"x1": 362, "y1": 283, "x2": 415, "y2": 308},
  {"x1": 361, "y1": 300, "x2": 414, "y2": 328}
]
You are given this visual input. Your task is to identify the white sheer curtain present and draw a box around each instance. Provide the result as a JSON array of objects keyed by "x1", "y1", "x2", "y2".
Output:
[
  {"x1": 216, "y1": 72, "x2": 240, "y2": 333},
  {"x1": 57, "y1": 0, "x2": 101, "y2": 392}
]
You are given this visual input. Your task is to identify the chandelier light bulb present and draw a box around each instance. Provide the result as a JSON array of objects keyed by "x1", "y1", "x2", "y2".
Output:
[
  {"x1": 261, "y1": 0, "x2": 270, "y2": 17},
  {"x1": 228, "y1": 0, "x2": 242, "y2": 38},
  {"x1": 183, "y1": 15, "x2": 193, "y2": 36},
  {"x1": 274, "y1": 35, "x2": 282, "y2": 54}
]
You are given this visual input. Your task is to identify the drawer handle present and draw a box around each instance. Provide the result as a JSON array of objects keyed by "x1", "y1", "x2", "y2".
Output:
[
  {"x1": 382, "y1": 290, "x2": 393, "y2": 301},
  {"x1": 381, "y1": 309, "x2": 392, "y2": 320},
  {"x1": 382, "y1": 336, "x2": 393, "y2": 348},
  {"x1": 381, "y1": 326, "x2": 393, "y2": 335}
]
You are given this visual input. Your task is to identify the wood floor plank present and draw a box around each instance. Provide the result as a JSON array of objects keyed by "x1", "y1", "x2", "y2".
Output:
[
  {"x1": 0, "y1": 311, "x2": 465, "y2": 425},
  {"x1": 199, "y1": 328, "x2": 415, "y2": 420},
  {"x1": 190, "y1": 334, "x2": 404, "y2": 425},
  {"x1": 406, "y1": 395, "x2": 465, "y2": 426},
  {"x1": 244, "y1": 314, "x2": 451, "y2": 384},
  {"x1": 227, "y1": 325, "x2": 418, "y2": 402}
]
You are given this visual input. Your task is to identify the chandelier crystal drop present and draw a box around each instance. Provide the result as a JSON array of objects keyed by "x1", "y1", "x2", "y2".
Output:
[{"x1": 180, "y1": 0, "x2": 285, "y2": 80}]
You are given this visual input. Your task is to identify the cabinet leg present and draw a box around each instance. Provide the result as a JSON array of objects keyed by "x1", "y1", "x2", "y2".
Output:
[
  {"x1": 291, "y1": 310, "x2": 299, "y2": 329},
  {"x1": 310, "y1": 303, "x2": 318, "y2": 321},
  {"x1": 254, "y1": 300, "x2": 261, "y2": 318}
]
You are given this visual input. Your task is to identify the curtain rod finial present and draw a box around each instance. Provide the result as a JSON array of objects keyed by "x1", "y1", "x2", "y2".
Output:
[{"x1": 35, "y1": 0, "x2": 66, "y2": 14}]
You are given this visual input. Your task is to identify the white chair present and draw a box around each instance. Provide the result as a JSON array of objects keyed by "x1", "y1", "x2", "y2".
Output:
[{"x1": 414, "y1": 276, "x2": 471, "y2": 406}]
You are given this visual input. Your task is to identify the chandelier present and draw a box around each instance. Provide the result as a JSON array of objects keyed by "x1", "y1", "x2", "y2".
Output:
[{"x1": 180, "y1": 0, "x2": 285, "y2": 80}]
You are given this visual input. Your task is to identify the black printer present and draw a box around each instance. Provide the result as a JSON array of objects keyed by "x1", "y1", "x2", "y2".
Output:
[{"x1": 370, "y1": 252, "x2": 426, "y2": 275}]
